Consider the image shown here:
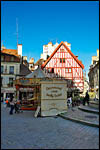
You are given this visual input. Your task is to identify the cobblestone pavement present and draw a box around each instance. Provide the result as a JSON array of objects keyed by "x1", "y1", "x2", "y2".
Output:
[
  {"x1": 1, "y1": 103, "x2": 99, "y2": 149},
  {"x1": 62, "y1": 105, "x2": 99, "y2": 124}
]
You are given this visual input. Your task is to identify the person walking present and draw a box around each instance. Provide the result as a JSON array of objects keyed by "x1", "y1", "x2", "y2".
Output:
[
  {"x1": 86, "y1": 91, "x2": 90, "y2": 106},
  {"x1": 83, "y1": 91, "x2": 89, "y2": 106}
]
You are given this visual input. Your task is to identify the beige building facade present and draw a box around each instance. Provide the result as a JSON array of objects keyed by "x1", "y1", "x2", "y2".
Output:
[
  {"x1": 88, "y1": 49, "x2": 99, "y2": 99},
  {"x1": 1, "y1": 52, "x2": 21, "y2": 101}
]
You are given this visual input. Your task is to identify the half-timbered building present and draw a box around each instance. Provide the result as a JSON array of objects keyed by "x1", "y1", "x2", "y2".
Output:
[{"x1": 41, "y1": 41, "x2": 84, "y2": 94}]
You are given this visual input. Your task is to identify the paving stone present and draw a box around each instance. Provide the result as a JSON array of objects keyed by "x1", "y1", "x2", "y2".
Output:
[{"x1": 1, "y1": 103, "x2": 99, "y2": 149}]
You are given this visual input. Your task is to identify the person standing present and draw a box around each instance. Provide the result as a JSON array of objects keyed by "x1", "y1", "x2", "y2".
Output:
[
  {"x1": 84, "y1": 91, "x2": 89, "y2": 106},
  {"x1": 9, "y1": 97, "x2": 15, "y2": 115}
]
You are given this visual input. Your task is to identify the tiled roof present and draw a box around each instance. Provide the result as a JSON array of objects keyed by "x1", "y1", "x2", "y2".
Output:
[{"x1": 1, "y1": 49, "x2": 19, "y2": 56}]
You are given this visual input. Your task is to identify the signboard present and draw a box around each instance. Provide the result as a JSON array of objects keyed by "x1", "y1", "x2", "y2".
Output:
[
  {"x1": 41, "y1": 80, "x2": 67, "y2": 116},
  {"x1": 14, "y1": 78, "x2": 41, "y2": 85}
]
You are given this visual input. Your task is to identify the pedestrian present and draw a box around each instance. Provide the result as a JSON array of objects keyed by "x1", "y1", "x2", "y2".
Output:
[
  {"x1": 83, "y1": 96, "x2": 86, "y2": 106},
  {"x1": 9, "y1": 97, "x2": 15, "y2": 115},
  {"x1": 85, "y1": 91, "x2": 90, "y2": 106},
  {"x1": 67, "y1": 96, "x2": 72, "y2": 108},
  {"x1": 83, "y1": 91, "x2": 89, "y2": 106},
  {"x1": 3, "y1": 100, "x2": 7, "y2": 108}
]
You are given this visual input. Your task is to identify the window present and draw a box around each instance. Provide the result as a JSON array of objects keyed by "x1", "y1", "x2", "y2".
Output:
[
  {"x1": 1, "y1": 66, "x2": 4, "y2": 74},
  {"x1": 65, "y1": 68, "x2": 72, "y2": 73},
  {"x1": 69, "y1": 68, "x2": 71, "y2": 73},
  {"x1": 1, "y1": 77, "x2": 3, "y2": 87},
  {"x1": 9, "y1": 66, "x2": 14, "y2": 74},
  {"x1": 66, "y1": 68, "x2": 68, "y2": 72},
  {"x1": 60, "y1": 58, "x2": 65, "y2": 63},
  {"x1": 63, "y1": 58, "x2": 65, "y2": 63},
  {"x1": 51, "y1": 68, "x2": 54, "y2": 73},
  {"x1": 60, "y1": 49, "x2": 64, "y2": 52},
  {"x1": 9, "y1": 78, "x2": 13, "y2": 87},
  {"x1": 48, "y1": 68, "x2": 51, "y2": 73},
  {"x1": 1, "y1": 56, "x2": 4, "y2": 61},
  {"x1": 11, "y1": 56, "x2": 14, "y2": 61},
  {"x1": 47, "y1": 55, "x2": 50, "y2": 59},
  {"x1": 60, "y1": 58, "x2": 62, "y2": 63}
]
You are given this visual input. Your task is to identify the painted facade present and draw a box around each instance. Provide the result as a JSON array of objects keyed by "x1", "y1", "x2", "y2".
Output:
[{"x1": 41, "y1": 41, "x2": 84, "y2": 93}]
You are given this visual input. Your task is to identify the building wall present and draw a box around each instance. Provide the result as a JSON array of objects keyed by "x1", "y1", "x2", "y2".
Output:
[
  {"x1": 42, "y1": 44, "x2": 84, "y2": 92},
  {"x1": 1, "y1": 55, "x2": 21, "y2": 101},
  {"x1": 88, "y1": 49, "x2": 99, "y2": 99},
  {"x1": 41, "y1": 41, "x2": 71, "y2": 60}
]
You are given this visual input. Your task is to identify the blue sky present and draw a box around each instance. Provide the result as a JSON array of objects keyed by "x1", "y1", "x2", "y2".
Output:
[{"x1": 1, "y1": 1, "x2": 99, "y2": 79}]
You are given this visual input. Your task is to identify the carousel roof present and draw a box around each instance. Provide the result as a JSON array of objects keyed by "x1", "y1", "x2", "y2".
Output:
[{"x1": 25, "y1": 67, "x2": 48, "y2": 78}]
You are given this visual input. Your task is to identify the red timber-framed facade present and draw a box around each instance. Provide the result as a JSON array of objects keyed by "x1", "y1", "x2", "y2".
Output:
[{"x1": 41, "y1": 41, "x2": 84, "y2": 93}]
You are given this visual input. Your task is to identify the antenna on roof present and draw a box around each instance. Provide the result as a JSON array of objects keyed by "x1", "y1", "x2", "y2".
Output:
[{"x1": 16, "y1": 18, "x2": 18, "y2": 48}]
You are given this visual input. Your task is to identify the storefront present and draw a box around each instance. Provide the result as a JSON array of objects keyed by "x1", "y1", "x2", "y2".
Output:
[{"x1": 1, "y1": 88, "x2": 16, "y2": 102}]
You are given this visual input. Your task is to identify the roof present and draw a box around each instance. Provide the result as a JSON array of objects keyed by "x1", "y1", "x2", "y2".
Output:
[
  {"x1": 20, "y1": 64, "x2": 32, "y2": 76},
  {"x1": 34, "y1": 58, "x2": 45, "y2": 66},
  {"x1": 41, "y1": 41, "x2": 84, "y2": 69},
  {"x1": 1, "y1": 52, "x2": 20, "y2": 62},
  {"x1": 48, "y1": 42, "x2": 52, "y2": 44},
  {"x1": 1, "y1": 49, "x2": 19, "y2": 56},
  {"x1": 26, "y1": 67, "x2": 48, "y2": 78}
]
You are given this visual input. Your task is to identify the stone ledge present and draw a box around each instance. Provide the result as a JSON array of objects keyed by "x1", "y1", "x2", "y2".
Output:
[
  {"x1": 78, "y1": 106, "x2": 99, "y2": 114},
  {"x1": 58, "y1": 114, "x2": 99, "y2": 128}
]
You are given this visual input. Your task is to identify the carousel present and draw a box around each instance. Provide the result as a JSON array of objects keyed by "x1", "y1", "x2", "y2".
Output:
[
  {"x1": 14, "y1": 67, "x2": 68, "y2": 116},
  {"x1": 14, "y1": 67, "x2": 47, "y2": 110}
]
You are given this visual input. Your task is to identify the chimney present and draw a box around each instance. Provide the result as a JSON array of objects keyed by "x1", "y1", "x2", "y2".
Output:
[{"x1": 17, "y1": 44, "x2": 22, "y2": 57}]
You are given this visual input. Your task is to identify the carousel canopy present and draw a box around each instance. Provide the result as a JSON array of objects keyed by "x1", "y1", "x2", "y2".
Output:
[{"x1": 25, "y1": 67, "x2": 48, "y2": 78}]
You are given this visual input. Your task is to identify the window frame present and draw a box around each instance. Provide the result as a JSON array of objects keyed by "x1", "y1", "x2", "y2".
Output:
[
  {"x1": 9, "y1": 66, "x2": 14, "y2": 74},
  {"x1": 1, "y1": 66, "x2": 4, "y2": 74},
  {"x1": 65, "y1": 68, "x2": 72, "y2": 73}
]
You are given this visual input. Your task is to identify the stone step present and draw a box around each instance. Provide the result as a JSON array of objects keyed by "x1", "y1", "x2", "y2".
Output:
[
  {"x1": 78, "y1": 106, "x2": 99, "y2": 114},
  {"x1": 59, "y1": 114, "x2": 99, "y2": 128},
  {"x1": 58, "y1": 106, "x2": 99, "y2": 128},
  {"x1": 89, "y1": 101, "x2": 99, "y2": 109}
]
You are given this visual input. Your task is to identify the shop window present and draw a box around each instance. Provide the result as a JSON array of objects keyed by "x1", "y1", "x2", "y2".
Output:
[{"x1": 9, "y1": 66, "x2": 14, "y2": 74}]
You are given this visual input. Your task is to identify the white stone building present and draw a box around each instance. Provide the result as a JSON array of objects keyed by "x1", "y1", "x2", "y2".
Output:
[{"x1": 41, "y1": 41, "x2": 71, "y2": 60}]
